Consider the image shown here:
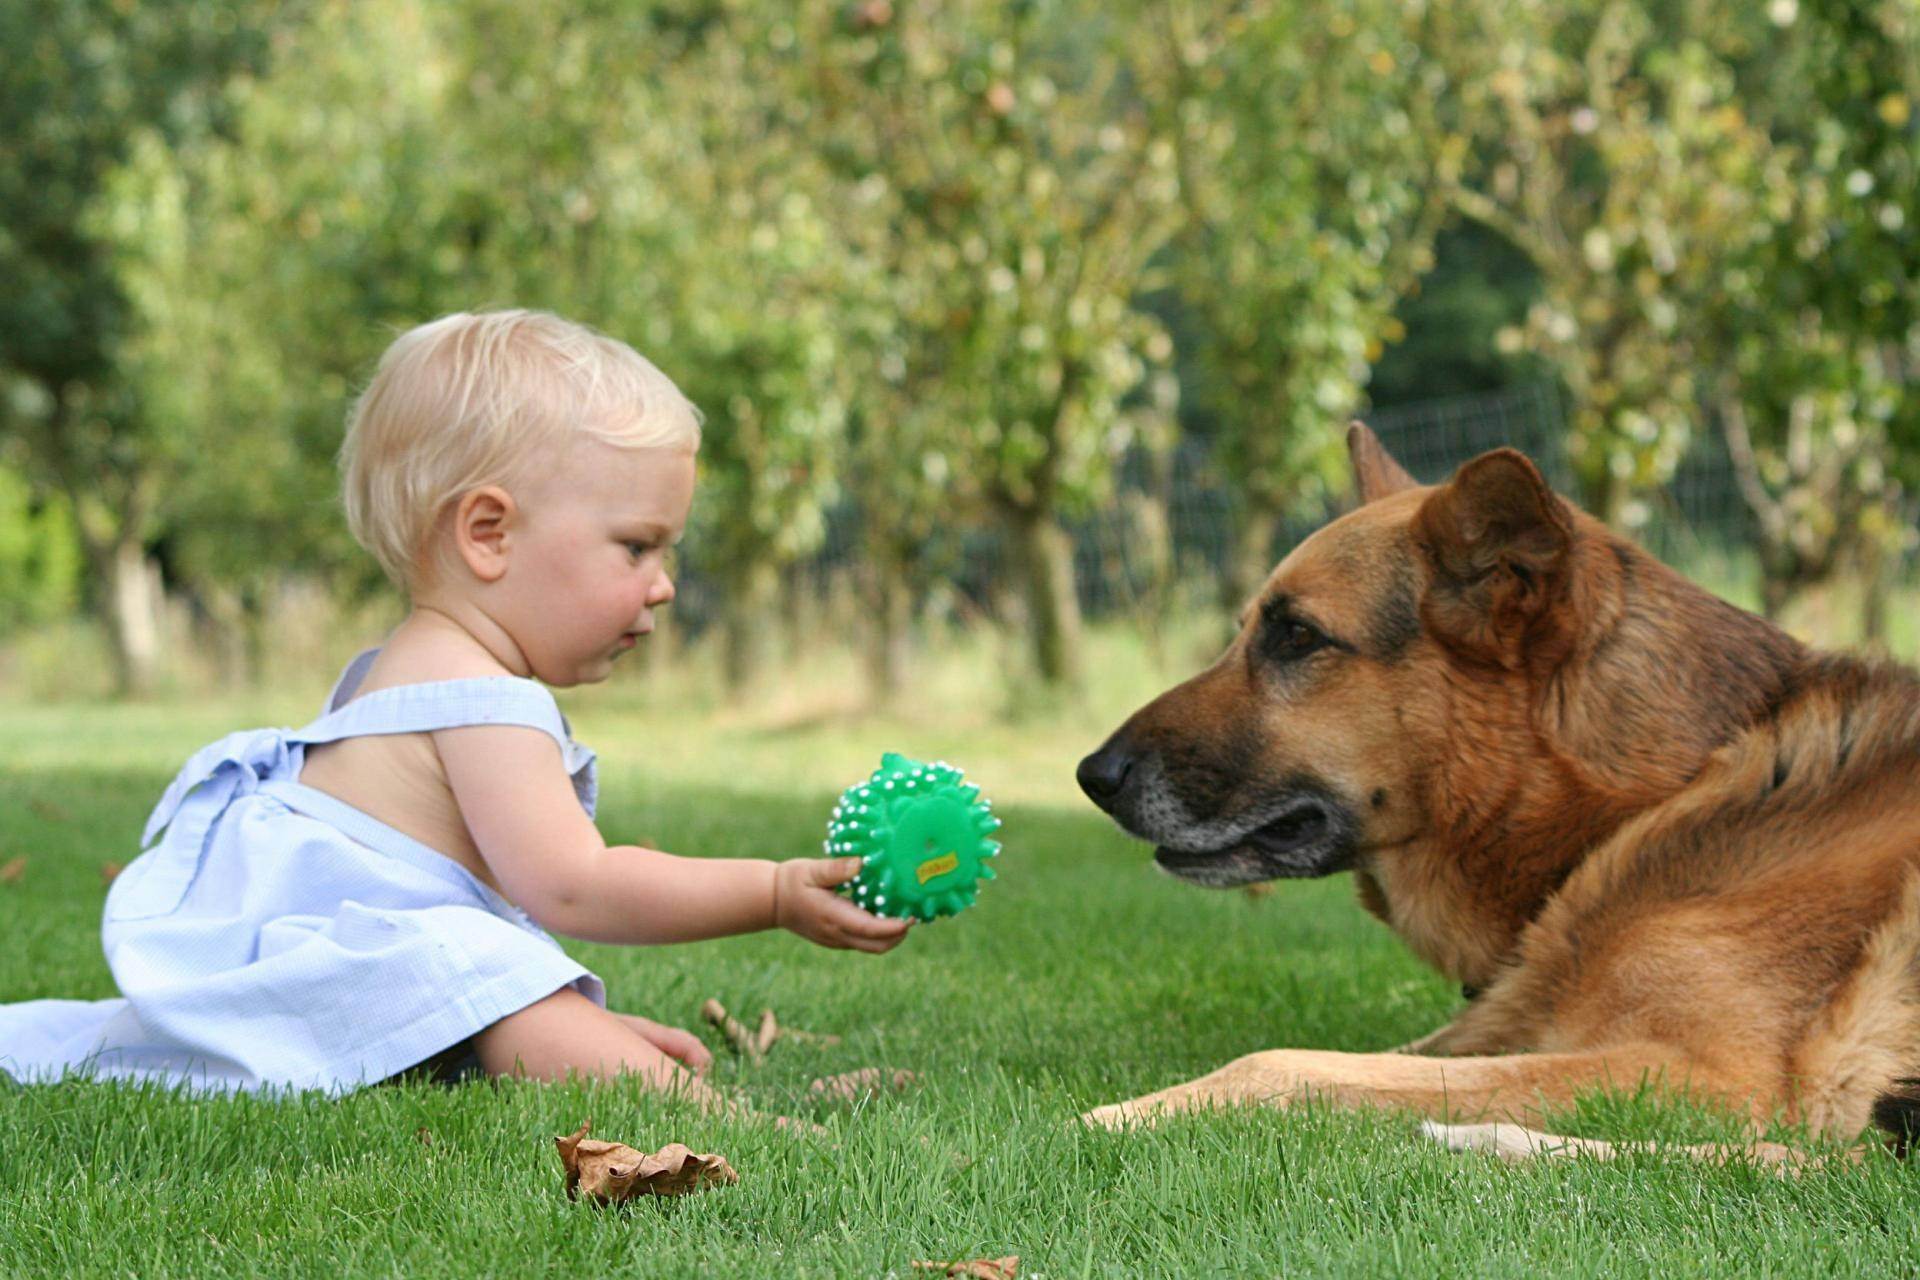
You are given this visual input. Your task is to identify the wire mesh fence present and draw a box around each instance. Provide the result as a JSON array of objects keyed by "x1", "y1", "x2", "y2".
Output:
[{"x1": 668, "y1": 380, "x2": 1913, "y2": 636}]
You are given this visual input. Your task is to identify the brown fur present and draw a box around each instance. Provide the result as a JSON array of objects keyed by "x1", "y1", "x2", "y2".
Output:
[{"x1": 1076, "y1": 424, "x2": 1920, "y2": 1160}]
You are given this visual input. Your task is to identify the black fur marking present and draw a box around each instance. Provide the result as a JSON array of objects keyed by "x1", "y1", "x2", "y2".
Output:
[
  {"x1": 1367, "y1": 562, "x2": 1420, "y2": 661},
  {"x1": 1371, "y1": 788, "x2": 1387, "y2": 810},
  {"x1": 1871, "y1": 1078, "x2": 1920, "y2": 1156},
  {"x1": 1771, "y1": 754, "x2": 1790, "y2": 790},
  {"x1": 1461, "y1": 983, "x2": 1484, "y2": 1002}
]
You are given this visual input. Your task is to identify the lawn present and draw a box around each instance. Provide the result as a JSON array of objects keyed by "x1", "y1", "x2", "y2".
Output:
[{"x1": 3, "y1": 661, "x2": 1920, "y2": 1277}]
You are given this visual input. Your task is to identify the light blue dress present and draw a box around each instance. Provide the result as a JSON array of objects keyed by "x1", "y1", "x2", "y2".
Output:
[{"x1": 0, "y1": 649, "x2": 606, "y2": 1093}]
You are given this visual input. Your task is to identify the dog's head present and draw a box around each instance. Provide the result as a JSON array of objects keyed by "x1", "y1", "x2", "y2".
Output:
[{"x1": 1077, "y1": 423, "x2": 1592, "y2": 889}]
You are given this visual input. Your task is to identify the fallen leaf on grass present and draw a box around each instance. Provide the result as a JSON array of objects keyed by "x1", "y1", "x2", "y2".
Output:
[
  {"x1": 911, "y1": 1257, "x2": 1019, "y2": 1278},
  {"x1": 1242, "y1": 882, "x2": 1275, "y2": 900},
  {"x1": 555, "y1": 1121, "x2": 737, "y2": 1202},
  {"x1": 0, "y1": 856, "x2": 25, "y2": 885},
  {"x1": 415, "y1": 1127, "x2": 432, "y2": 1147},
  {"x1": 808, "y1": 1067, "x2": 917, "y2": 1102},
  {"x1": 28, "y1": 798, "x2": 69, "y2": 823},
  {"x1": 100, "y1": 862, "x2": 123, "y2": 884}
]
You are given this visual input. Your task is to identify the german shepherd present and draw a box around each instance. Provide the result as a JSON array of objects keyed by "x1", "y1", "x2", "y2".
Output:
[{"x1": 1075, "y1": 424, "x2": 1920, "y2": 1162}]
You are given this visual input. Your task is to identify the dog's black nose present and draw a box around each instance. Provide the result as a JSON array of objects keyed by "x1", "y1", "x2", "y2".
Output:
[{"x1": 1076, "y1": 742, "x2": 1135, "y2": 809}]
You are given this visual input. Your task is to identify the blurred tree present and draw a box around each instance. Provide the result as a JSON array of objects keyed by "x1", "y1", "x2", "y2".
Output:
[
  {"x1": 0, "y1": 468, "x2": 81, "y2": 636},
  {"x1": 93, "y1": 0, "x2": 478, "y2": 682},
  {"x1": 789, "y1": 0, "x2": 1184, "y2": 689},
  {"x1": 1442, "y1": 1, "x2": 1783, "y2": 526},
  {"x1": 0, "y1": 0, "x2": 290, "y2": 692},
  {"x1": 432, "y1": 1, "x2": 850, "y2": 693},
  {"x1": 1139, "y1": 0, "x2": 1466, "y2": 605},
  {"x1": 107, "y1": 0, "x2": 849, "y2": 692},
  {"x1": 1367, "y1": 219, "x2": 1547, "y2": 406},
  {"x1": 1706, "y1": 0, "x2": 1919, "y2": 634}
]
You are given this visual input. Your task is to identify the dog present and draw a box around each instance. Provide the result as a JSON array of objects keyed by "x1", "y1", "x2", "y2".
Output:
[{"x1": 1075, "y1": 423, "x2": 1920, "y2": 1163}]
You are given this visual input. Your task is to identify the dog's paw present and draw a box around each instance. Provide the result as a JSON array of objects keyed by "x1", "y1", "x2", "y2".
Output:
[
  {"x1": 1077, "y1": 1099, "x2": 1157, "y2": 1130},
  {"x1": 1420, "y1": 1120, "x2": 1605, "y2": 1162}
]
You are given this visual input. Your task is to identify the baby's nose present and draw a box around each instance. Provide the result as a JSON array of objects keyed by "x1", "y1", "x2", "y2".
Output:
[{"x1": 652, "y1": 572, "x2": 676, "y2": 607}]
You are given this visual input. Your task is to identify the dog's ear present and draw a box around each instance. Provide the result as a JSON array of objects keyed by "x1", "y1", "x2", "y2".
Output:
[
  {"x1": 1413, "y1": 448, "x2": 1574, "y2": 667},
  {"x1": 1348, "y1": 421, "x2": 1417, "y2": 504}
]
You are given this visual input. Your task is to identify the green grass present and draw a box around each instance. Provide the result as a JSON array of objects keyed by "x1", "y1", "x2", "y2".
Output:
[{"x1": 4, "y1": 679, "x2": 1920, "y2": 1277}]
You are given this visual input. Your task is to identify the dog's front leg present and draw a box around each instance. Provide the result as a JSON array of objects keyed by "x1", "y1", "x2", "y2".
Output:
[{"x1": 1078, "y1": 1043, "x2": 1705, "y2": 1130}]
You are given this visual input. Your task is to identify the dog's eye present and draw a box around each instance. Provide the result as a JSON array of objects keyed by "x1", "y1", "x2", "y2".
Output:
[{"x1": 1266, "y1": 618, "x2": 1324, "y2": 662}]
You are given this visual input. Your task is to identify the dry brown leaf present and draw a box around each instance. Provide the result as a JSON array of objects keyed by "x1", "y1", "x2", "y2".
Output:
[
  {"x1": 910, "y1": 1257, "x2": 1019, "y2": 1279},
  {"x1": 555, "y1": 1121, "x2": 737, "y2": 1203},
  {"x1": 1242, "y1": 882, "x2": 1276, "y2": 900},
  {"x1": 0, "y1": 856, "x2": 25, "y2": 885},
  {"x1": 808, "y1": 1067, "x2": 918, "y2": 1102},
  {"x1": 414, "y1": 1126, "x2": 433, "y2": 1147},
  {"x1": 28, "y1": 797, "x2": 69, "y2": 823},
  {"x1": 100, "y1": 862, "x2": 123, "y2": 884}
]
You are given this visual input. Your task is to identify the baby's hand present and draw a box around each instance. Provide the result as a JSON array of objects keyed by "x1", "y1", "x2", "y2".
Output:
[{"x1": 773, "y1": 857, "x2": 912, "y2": 953}]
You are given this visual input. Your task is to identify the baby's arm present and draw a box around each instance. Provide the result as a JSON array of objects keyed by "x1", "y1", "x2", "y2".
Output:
[{"x1": 434, "y1": 724, "x2": 908, "y2": 950}]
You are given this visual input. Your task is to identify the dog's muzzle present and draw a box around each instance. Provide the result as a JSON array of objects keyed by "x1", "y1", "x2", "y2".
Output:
[{"x1": 1077, "y1": 739, "x2": 1356, "y2": 887}]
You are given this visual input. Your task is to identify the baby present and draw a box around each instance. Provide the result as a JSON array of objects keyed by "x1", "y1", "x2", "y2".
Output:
[{"x1": 0, "y1": 310, "x2": 908, "y2": 1100}]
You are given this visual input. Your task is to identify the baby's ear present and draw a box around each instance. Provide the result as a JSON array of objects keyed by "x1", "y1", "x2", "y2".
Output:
[{"x1": 452, "y1": 485, "x2": 515, "y2": 583}]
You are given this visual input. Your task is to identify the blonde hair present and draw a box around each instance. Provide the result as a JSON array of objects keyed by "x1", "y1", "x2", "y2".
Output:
[{"x1": 340, "y1": 309, "x2": 701, "y2": 590}]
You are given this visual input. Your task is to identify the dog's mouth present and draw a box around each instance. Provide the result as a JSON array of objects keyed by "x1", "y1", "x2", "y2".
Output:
[{"x1": 1152, "y1": 794, "x2": 1354, "y2": 888}]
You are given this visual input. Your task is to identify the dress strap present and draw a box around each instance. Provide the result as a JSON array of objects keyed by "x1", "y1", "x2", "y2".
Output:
[
  {"x1": 304, "y1": 647, "x2": 594, "y2": 779},
  {"x1": 295, "y1": 677, "x2": 575, "y2": 749},
  {"x1": 293, "y1": 655, "x2": 598, "y2": 816},
  {"x1": 308, "y1": 647, "x2": 569, "y2": 747},
  {"x1": 138, "y1": 650, "x2": 599, "y2": 857}
]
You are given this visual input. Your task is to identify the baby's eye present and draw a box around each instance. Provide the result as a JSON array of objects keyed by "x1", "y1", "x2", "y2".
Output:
[{"x1": 625, "y1": 542, "x2": 654, "y2": 559}]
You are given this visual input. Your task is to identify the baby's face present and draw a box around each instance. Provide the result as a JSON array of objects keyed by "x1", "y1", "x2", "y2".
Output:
[{"x1": 498, "y1": 437, "x2": 695, "y2": 686}]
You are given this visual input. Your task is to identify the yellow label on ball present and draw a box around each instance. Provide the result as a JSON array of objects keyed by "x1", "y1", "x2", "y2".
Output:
[{"x1": 917, "y1": 852, "x2": 959, "y2": 885}]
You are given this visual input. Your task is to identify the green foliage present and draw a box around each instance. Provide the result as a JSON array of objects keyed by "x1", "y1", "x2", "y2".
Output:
[
  {"x1": 0, "y1": 0, "x2": 293, "y2": 689},
  {"x1": 0, "y1": 467, "x2": 81, "y2": 635},
  {"x1": 1148, "y1": 0, "x2": 1462, "y2": 520},
  {"x1": 1698, "y1": 0, "x2": 1920, "y2": 608},
  {"x1": 813, "y1": 1, "x2": 1182, "y2": 519},
  {"x1": 3, "y1": 0, "x2": 1915, "y2": 685}
]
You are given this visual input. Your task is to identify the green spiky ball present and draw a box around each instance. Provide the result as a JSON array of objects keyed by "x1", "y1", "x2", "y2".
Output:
[{"x1": 824, "y1": 752, "x2": 1001, "y2": 922}]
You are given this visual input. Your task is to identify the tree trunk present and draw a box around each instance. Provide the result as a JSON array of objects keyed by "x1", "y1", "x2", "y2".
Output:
[
  {"x1": 1124, "y1": 479, "x2": 1177, "y2": 668},
  {"x1": 722, "y1": 557, "x2": 780, "y2": 695},
  {"x1": 239, "y1": 581, "x2": 272, "y2": 688},
  {"x1": 1007, "y1": 505, "x2": 1084, "y2": 687},
  {"x1": 1760, "y1": 572, "x2": 1791, "y2": 622},
  {"x1": 1225, "y1": 505, "x2": 1283, "y2": 614},
  {"x1": 862, "y1": 551, "x2": 915, "y2": 702},
  {"x1": 1857, "y1": 538, "x2": 1890, "y2": 650},
  {"x1": 632, "y1": 609, "x2": 678, "y2": 676},
  {"x1": 103, "y1": 534, "x2": 164, "y2": 696}
]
